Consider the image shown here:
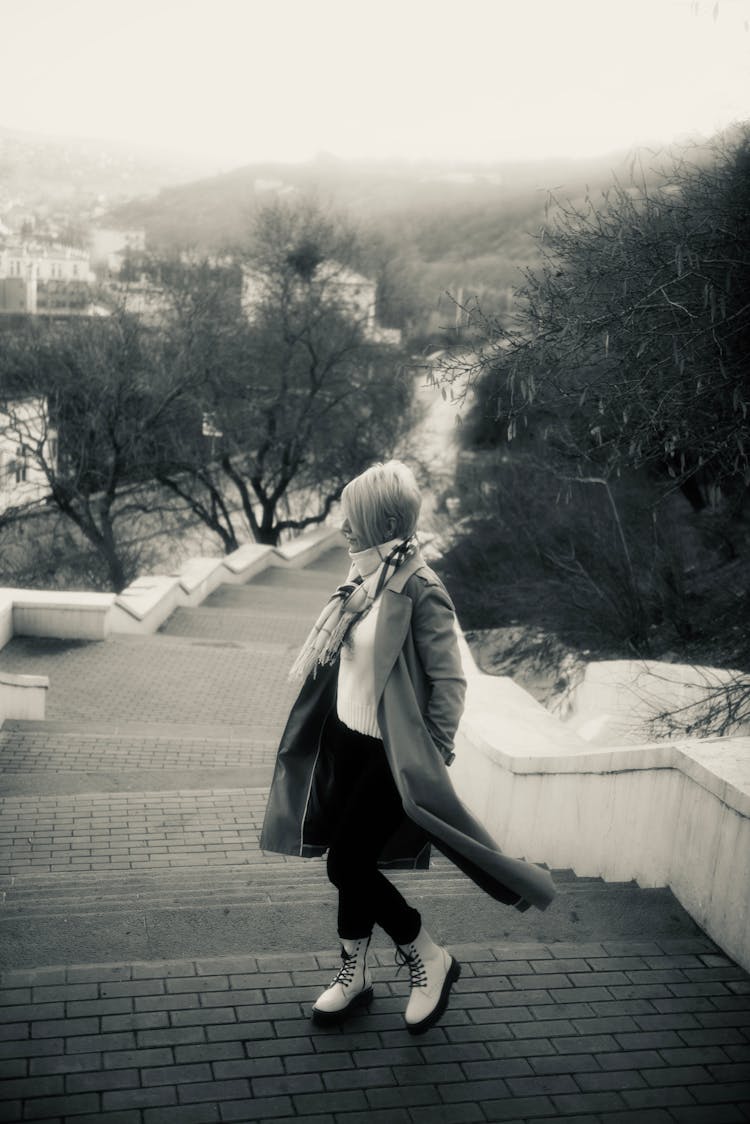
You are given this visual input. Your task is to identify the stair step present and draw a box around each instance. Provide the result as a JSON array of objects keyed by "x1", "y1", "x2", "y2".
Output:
[
  {"x1": 160, "y1": 606, "x2": 310, "y2": 645},
  {"x1": 0, "y1": 882, "x2": 701, "y2": 969},
  {"x1": 204, "y1": 584, "x2": 328, "y2": 613},
  {"x1": 254, "y1": 566, "x2": 344, "y2": 591},
  {"x1": 0, "y1": 725, "x2": 277, "y2": 773},
  {"x1": 0, "y1": 635, "x2": 299, "y2": 726}
]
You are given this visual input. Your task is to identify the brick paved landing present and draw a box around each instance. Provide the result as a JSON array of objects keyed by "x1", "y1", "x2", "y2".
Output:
[{"x1": 1, "y1": 939, "x2": 748, "y2": 1124}]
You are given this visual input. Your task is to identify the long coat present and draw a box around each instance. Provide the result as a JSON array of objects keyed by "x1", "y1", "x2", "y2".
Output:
[{"x1": 259, "y1": 549, "x2": 557, "y2": 913}]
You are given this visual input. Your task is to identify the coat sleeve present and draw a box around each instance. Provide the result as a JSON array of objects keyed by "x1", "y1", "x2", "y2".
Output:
[{"x1": 410, "y1": 576, "x2": 467, "y2": 764}]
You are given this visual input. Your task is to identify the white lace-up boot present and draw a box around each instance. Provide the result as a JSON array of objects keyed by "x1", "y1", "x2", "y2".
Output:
[
  {"x1": 395, "y1": 926, "x2": 461, "y2": 1035},
  {"x1": 311, "y1": 935, "x2": 373, "y2": 1025}
]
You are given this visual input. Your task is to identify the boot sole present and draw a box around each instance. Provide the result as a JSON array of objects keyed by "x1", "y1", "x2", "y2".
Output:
[
  {"x1": 406, "y1": 956, "x2": 461, "y2": 1036},
  {"x1": 311, "y1": 985, "x2": 374, "y2": 1027}
]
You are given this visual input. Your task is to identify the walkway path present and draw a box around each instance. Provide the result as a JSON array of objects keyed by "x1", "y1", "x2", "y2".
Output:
[{"x1": 0, "y1": 549, "x2": 748, "y2": 1121}]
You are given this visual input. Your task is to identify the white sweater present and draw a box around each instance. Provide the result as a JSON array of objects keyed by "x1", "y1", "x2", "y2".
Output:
[{"x1": 336, "y1": 595, "x2": 382, "y2": 738}]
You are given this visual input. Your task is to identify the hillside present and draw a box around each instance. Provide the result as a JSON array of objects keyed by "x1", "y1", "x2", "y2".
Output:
[
  {"x1": 0, "y1": 125, "x2": 220, "y2": 209},
  {"x1": 106, "y1": 148, "x2": 656, "y2": 336}
]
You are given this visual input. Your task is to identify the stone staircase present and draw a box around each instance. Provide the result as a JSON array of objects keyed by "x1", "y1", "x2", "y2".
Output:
[
  {"x1": 0, "y1": 549, "x2": 705, "y2": 970},
  {"x1": 2, "y1": 549, "x2": 749, "y2": 1123}
]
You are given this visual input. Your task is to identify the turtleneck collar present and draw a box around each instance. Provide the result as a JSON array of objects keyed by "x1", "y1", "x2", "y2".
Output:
[{"x1": 348, "y1": 536, "x2": 404, "y2": 579}]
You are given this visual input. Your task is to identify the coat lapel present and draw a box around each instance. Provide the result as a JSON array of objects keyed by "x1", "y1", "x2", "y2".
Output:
[{"x1": 372, "y1": 549, "x2": 426, "y2": 704}]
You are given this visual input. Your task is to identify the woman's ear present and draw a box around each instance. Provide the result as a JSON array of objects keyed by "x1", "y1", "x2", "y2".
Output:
[{"x1": 385, "y1": 516, "x2": 398, "y2": 538}]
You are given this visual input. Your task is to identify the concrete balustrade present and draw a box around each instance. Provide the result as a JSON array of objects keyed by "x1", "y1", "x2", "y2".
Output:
[
  {"x1": 451, "y1": 647, "x2": 750, "y2": 973},
  {"x1": 563, "y1": 658, "x2": 750, "y2": 744},
  {"x1": 0, "y1": 528, "x2": 346, "y2": 650},
  {"x1": 12, "y1": 590, "x2": 115, "y2": 640},
  {"x1": 0, "y1": 670, "x2": 48, "y2": 724}
]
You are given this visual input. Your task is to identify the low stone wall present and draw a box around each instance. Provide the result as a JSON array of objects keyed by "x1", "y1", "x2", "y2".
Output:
[
  {"x1": 0, "y1": 526, "x2": 344, "y2": 649},
  {"x1": 451, "y1": 645, "x2": 750, "y2": 973},
  {"x1": 562, "y1": 658, "x2": 750, "y2": 744},
  {"x1": 0, "y1": 526, "x2": 343, "y2": 726}
]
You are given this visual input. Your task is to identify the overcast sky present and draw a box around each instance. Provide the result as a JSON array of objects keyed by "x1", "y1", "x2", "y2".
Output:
[{"x1": 1, "y1": 0, "x2": 748, "y2": 168}]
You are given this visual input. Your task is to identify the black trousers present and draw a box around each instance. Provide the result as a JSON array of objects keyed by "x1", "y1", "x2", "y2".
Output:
[{"x1": 324, "y1": 712, "x2": 422, "y2": 945}]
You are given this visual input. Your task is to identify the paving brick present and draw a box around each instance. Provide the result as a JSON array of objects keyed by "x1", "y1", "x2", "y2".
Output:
[
  {"x1": 509, "y1": 1018, "x2": 576, "y2": 1038},
  {"x1": 620, "y1": 1085, "x2": 698, "y2": 1108},
  {"x1": 688, "y1": 1081, "x2": 750, "y2": 1103},
  {"x1": 328, "y1": 1111, "x2": 411, "y2": 1124},
  {"x1": 550, "y1": 1033, "x2": 620, "y2": 1054},
  {"x1": 550, "y1": 1090, "x2": 628, "y2": 1113},
  {"x1": 668, "y1": 1108, "x2": 747, "y2": 1123},
  {"x1": 323, "y1": 1065, "x2": 395, "y2": 1090},
  {"x1": 142, "y1": 1061, "x2": 213, "y2": 1087},
  {"x1": 31, "y1": 984, "x2": 98, "y2": 1003},
  {"x1": 575, "y1": 1068, "x2": 648, "y2": 1091},
  {"x1": 481, "y1": 1094, "x2": 554, "y2": 1119},
  {"x1": 291, "y1": 1089, "x2": 367, "y2": 1114},
  {"x1": 0, "y1": 1058, "x2": 26, "y2": 1078},
  {"x1": 280, "y1": 1051, "x2": 351, "y2": 1075},
  {"x1": 138, "y1": 1025, "x2": 206, "y2": 1047},
  {"x1": 679, "y1": 1027, "x2": 748, "y2": 1047},
  {"x1": 102, "y1": 1046, "x2": 173, "y2": 1069},
  {"x1": 177, "y1": 1077, "x2": 251, "y2": 1103},
  {"x1": 20, "y1": 1092, "x2": 100, "y2": 1119},
  {"x1": 527, "y1": 1052, "x2": 603, "y2": 1075},
  {"x1": 143, "y1": 1104, "x2": 220, "y2": 1123},
  {"x1": 641, "y1": 1064, "x2": 713, "y2": 1085},
  {"x1": 0, "y1": 1003, "x2": 63, "y2": 1024},
  {"x1": 461, "y1": 1057, "x2": 533, "y2": 1081},
  {"x1": 0, "y1": 1074, "x2": 62, "y2": 1098},
  {"x1": 506, "y1": 1072, "x2": 579, "y2": 1096},
  {"x1": 29, "y1": 1016, "x2": 99, "y2": 1039},
  {"x1": 104, "y1": 1086, "x2": 178, "y2": 1111},
  {"x1": 101, "y1": 1011, "x2": 169, "y2": 1034},
  {"x1": 548, "y1": 985, "x2": 612, "y2": 1004},
  {"x1": 440, "y1": 1076, "x2": 516, "y2": 1104},
  {"x1": 63, "y1": 1060, "x2": 141, "y2": 1095},
  {"x1": 669, "y1": 981, "x2": 734, "y2": 997},
  {"x1": 66, "y1": 997, "x2": 133, "y2": 1019},
  {"x1": 393, "y1": 1062, "x2": 463, "y2": 1085},
  {"x1": 410, "y1": 1105, "x2": 485, "y2": 1123},
  {"x1": 0, "y1": 1038, "x2": 61, "y2": 1059},
  {"x1": 135, "y1": 993, "x2": 201, "y2": 1012},
  {"x1": 60, "y1": 1113, "x2": 143, "y2": 1124},
  {"x1": 366, "y1": 1083, "x2": 441, "y2": 1109},
  {"x1": 220, "y1": 1097, "x2": 297, "y2": 1121},
  {"x1": 441, "y1": 1023, "x2": 511, "y2": 1048}
]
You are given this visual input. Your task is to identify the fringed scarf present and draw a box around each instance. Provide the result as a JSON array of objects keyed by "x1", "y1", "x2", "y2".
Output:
[{"x1": 289, "y1": 535, "x2": 417, "y2": 682}]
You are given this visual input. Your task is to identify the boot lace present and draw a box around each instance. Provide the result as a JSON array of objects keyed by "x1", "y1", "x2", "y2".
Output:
[
  {"x1": 395, "y1": 946, "x2": 427, "y2": 989},
  {"x1": 328, "y1": 945, "x2": 357, "y2": 989}
]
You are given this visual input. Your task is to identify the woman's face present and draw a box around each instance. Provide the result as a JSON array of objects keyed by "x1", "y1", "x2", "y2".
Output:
[{"x1": 340, "y1": 513, "x2": 367, "y2": 552}]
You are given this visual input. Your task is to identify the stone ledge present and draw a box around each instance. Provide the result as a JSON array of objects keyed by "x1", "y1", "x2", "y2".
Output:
[
  {"x1": 112, "y1": 575, "x2": 182, "y2": 633},
  {"x1": 0, "y1": 669, "x2": 49, "y2": 726}
]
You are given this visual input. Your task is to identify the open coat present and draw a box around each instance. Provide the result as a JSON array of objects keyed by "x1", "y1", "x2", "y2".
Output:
[{"x1": 260, "y1": 549, "x2": 557, "y2": 913}]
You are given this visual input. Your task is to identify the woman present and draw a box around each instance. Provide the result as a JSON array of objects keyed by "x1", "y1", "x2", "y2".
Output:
[{"x1": 260, "y1": 460, "x2": 556, "y2": 1035}]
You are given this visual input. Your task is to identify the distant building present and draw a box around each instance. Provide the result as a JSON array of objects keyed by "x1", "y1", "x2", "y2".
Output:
[
  {"x1": 0, "y1": 396, "x2": 56, "y2": 514},
  {"x1": 0, "y1": 240, "x2": 95, "y2": 317},
  {"x1": 241, "y1": 261, "x2": 401, "y2": 345}
]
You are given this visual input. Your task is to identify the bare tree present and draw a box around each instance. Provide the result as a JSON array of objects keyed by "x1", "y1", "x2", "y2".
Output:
[
  {"x1": 447, "y1": 125, "x2": 750, "y2": 510},
  {"x1": 0, "y1": 312, "x2": 197, "y2": 591},
  {"x1": 153, "y1": 200, "x2": 416, "y2": 548}
]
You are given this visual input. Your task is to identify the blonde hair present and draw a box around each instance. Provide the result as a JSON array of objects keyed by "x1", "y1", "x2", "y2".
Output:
[{"x1": 342, "y1": 460, "x2": 421, "y2": 547}]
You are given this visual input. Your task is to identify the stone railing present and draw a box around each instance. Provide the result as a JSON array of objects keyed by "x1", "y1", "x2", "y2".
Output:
[
  {"x1": 451, "y1": 632, "x2": 750, "y2": 974},
  {"x1": 0, "y1": 525, "x2": 342, "y2": 721}
]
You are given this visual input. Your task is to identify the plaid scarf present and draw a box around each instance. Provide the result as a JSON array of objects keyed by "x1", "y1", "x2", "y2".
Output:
[{"x1": 289, "y1": 535, "x2": 416, "y2": 682}]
